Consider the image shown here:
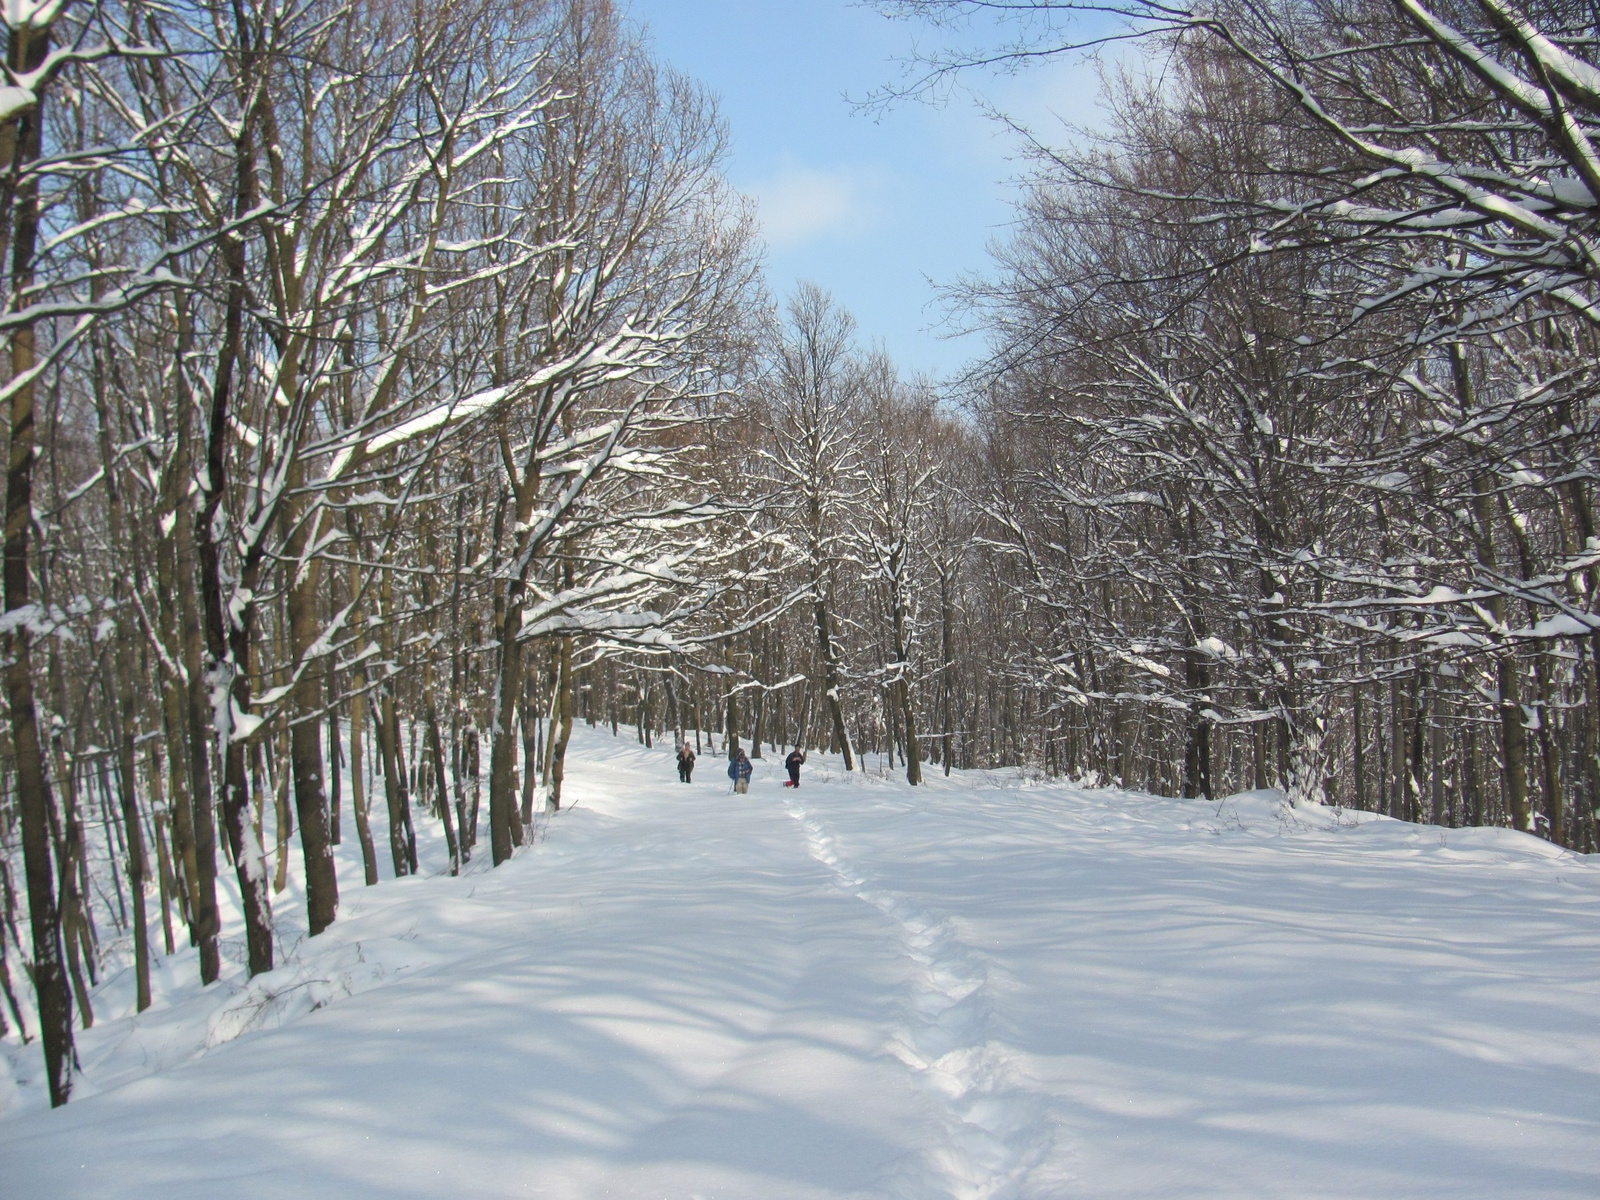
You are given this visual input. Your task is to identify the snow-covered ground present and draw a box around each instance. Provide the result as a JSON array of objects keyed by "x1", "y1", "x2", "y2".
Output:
[{"x1": 3, "y1": 726, "x2": 1598, "y2": 1198}]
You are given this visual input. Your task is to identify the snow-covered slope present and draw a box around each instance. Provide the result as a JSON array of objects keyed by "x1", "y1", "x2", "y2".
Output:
[{"x1": 3, "y1": 727, "x2": 1598, "y2": 1198}]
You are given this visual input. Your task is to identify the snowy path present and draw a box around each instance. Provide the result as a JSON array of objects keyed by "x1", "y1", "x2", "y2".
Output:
[
  {"x1": 785, "y1": 796, "x2": 1051, "y2": 1198},
  {"x1": 4, "y1": 729, "x2": 1600, "y2": 1198}
]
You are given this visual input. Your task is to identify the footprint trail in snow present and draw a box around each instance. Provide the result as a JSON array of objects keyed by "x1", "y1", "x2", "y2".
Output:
[{"x1": 784, "y1": 798, "x2": 1056, "y2": 1200}]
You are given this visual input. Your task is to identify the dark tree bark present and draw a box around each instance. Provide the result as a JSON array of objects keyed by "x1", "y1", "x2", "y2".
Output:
[
  {"x1": 327, "y1": 664, "x2": 342, "y2": 847},
  {"x1": 195, "y1": 74, "x2": 274, "y2": 976},
  {"x1": 375, "y1": 682, "x2": 416, "y2": 878},
  {"x1": 548, "y1": 635, "x2": 574, "y2": 812},
  {"x1": 92, "y1": 340, "x2": 151, "y2": 1011},
  {"x1": 890, "y1": 569, "x2": 922, "y2": 786},
  {"x1": 425, "y1": 700, "x2": 459, "y2": 875},
  {"x1": 2, "y1": 20, "x2": 73, "y2": 1105},
  {"x1": 282, "y1": 473, "x2": 338, "y2": 935},
  {"x1": 488, "y1": 574, "x2": 526, "y2": 862},
  {"x1": 813, "y1": 587, "x2": 854, "y2": 771},
  {"x1": 347, "y1": 673, "x2": 379, "y2": 886}
]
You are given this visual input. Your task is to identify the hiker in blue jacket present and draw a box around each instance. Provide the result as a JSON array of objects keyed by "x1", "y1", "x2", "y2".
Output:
[{"x1": 727, "y1": 747, "x2": 753, "y2": 794}]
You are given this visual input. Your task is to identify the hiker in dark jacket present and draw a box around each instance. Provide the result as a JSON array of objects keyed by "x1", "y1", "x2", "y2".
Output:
[
  {"x1": 783, "y1": 746, "x2": 806, "y2": 788},
  {"x1": 676, "y1": 743, "x2": 695, "y2": 783},
  {"x1": 727, "y1": 748, "x2": 753, "y2": 794}
]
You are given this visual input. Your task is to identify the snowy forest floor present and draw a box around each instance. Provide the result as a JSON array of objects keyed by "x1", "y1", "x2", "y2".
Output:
[{"x1": 3, "y1": 727, "x2": 1599, "y2": 1199}]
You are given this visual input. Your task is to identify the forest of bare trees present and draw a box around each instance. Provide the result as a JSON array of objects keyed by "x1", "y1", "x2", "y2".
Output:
[
  {"x1": 2, "y1": 0, "x2": 1596, "y2": 1112},
  {"x1": 871, "y1": 0, "x2": 1599, "y2": 826}
]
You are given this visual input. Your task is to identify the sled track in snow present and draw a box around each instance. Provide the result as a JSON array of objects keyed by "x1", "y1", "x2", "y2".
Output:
[{"x1": 784, "y1": 798, "x2": 1057, "y2": 1200}]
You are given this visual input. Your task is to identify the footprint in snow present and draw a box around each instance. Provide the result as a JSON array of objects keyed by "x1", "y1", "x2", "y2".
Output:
[{"x1": 784, "y1": 799, "x2": 1056, "y2": 1199}]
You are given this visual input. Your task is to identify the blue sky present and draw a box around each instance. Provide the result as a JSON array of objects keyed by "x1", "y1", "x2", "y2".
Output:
[{"x1": 623, "y1": 1, "x2": 1111, "y2": 380}]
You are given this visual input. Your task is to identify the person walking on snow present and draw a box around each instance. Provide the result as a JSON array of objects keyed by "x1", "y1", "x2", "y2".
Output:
[
  {"x1": 784, "y1": 746, "x2": 806, "y2": 788},
  {"x1": 728, "y1": 747, "x2": 753, "y2": 794},
  {"x1": 676, "y1": 743, "x2": 695, "y2": 783}
]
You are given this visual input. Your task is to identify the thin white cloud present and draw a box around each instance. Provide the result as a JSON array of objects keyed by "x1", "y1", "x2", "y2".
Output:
[
  {"x1": 927, "y1": 47, "x2": 1136, "y2": 173},
  {"x1": 748, "y1": 160, "x2": 882, "y2": 247}
]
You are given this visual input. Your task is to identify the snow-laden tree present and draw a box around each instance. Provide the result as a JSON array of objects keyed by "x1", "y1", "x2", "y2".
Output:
[
  {"x1": 887, "y1": 1, "x2": 1599, "y2": 841},
  {"x1": 456, "y1": 2, "x2": 760, "y2": 863},
  {"x1": 0, "y1": 0, "x2": 206, "y2": 1108},
  {"x1": 0, "y1": 0, "x2": 772, "y2": 1107},
  {"x1": 763, "y1": 283, "x2": 865, "y2": 770},
  {"x1": 851, "y1": 356, "x2": 952, "y2": 785},
  {"x1": 97, "y1": 0, "x2": 576, "y2": 974}
]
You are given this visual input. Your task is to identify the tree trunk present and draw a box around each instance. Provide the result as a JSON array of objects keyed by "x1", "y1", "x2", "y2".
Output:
[
  {"x1": 549, "y1": 635, "x2": 575, "y2": 811},
  {"x1": 1450, "y1": 347, "x2": 1533, "y2": 835},
  {"x1": 272, "y1": 726, "x2": 291, "y2": 896},
  {"x1": 348, "y1": 680, "x2": 379, "y2": 886},
  {"x1": 664, "y1": 668, "x2": 685, "y2": 749},
  {"x1": 150, "y1": 144, "x2": 222, "y2": 986},
  {"x1": 113, "y1": 672, "x2": 151, "y2": 1014},
  {"x1": 149, "y1": 765, "x2": 178, "y2": 957},
  {"x1": 1429, "y1": 676, "x2": 1447, "y2": 828},
  {"x1": 813, "y1": 585, "x2": 854, "y2": 771},
  {"x1": 195, "y1": 113, "x2": 274, "y2": 977},
  {"x1": 177, "y1": 453, "x2": 223, "y2": 982},
  {"x1": 344, "y1": 556, "x2": 379, "y2": 885},
  {"x1": 520, "y1": 668, "x2": 540, "y2": 828},
  {"x1": 48, "y1": 725, "x2": 97, "y2": 1030},
  {"x1": 413, "y1": 515, "x2": 459, "y2": 870},
  {"x1": 283, "y1": 480, "x2": 338, "y2": 934},
  {"x1": 1582, "y1": 634, "x2": 1600, "y2": 852},
  {"x1": 890, "y1": 576, "x2": 923, "y2": 785},
  {"x1": 375, "y1": 565, "x2": 418, "y2": 876},
  {"x1": 1407, "y1": 671, "x2": 1426, "y2": 824},
  {"x1": 327, "y1": 670, "x2": 342, "y2": 847},
  {"x1": 940, "y1": 569, "x2": 955, "y2": 776},
  {"x1": 1526, "y1": 651, "x2": 1563, "y2": 844},
  {"x1": 1463, "y1": 720, "x2": 1484, "y2": 827},
  {"x1": 1182, "y1": 657, "x2": 1212, "y2": 802},
  {"x1": 375, "y1": 684, "x2": 413, "y2": 877},
  {"x1": 90, "y1": 329, "x2": 151, "y2": 1011},
  {"x1": 424, "y1": 698, "x2": 459, "y2": 875},
  {"x1": 466, "y1": 727, "x2": 482, "y2": 847},
  {"x1": 1466, "y1": 481, "x2": 1531, "y2": 832},
  {"x1": 3, "y1": 20, "x2": 73, "y2": 1102},
  {"x1": 1352, "y1": 673, "x2": 1366, "y2": 811},
  {"x1": 489, "y1": 572, "x2": 526, "y2": 862},
  {"x1": 157, "y1": 603, "x2": 201, "y2": 940}
]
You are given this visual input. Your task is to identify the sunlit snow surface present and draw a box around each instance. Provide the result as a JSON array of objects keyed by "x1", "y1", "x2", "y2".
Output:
[{"x1": 3, "y1": 727, "x2": 1598, "y2": 1198}]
